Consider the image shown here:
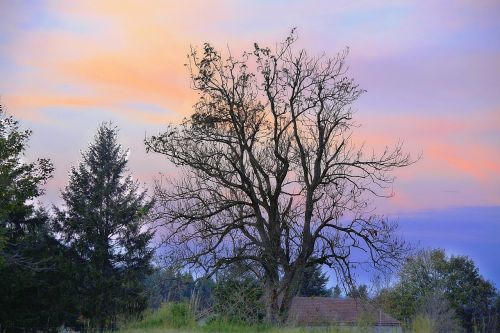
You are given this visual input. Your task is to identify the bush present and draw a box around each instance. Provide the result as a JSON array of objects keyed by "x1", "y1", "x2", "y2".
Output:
[
  {"x1": 213, "y1": 266, "x2": 265, "y2": 323},
  {"x1": 128, "y1": 302, "x2": 195, "y2": 329},
  {"x1": 410, "y1": 314, "x2": 433, "y2": 333}
]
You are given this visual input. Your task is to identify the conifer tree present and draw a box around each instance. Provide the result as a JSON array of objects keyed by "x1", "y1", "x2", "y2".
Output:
[
  {"x1": 0, "y1": 106, "x2": 82, "y2": 331},
  {"x1": 332, "y1": 285, "x2": 342, "y2": 298},
  {"x1": 0, "y1": 105, "x2": 53, "y2": 263},
  {"x1": 55, "y1": 123, "x2": 154, "y2": 330},
  {"x1": 297, "y1": 264, "x2": 331, "y2": 297}
]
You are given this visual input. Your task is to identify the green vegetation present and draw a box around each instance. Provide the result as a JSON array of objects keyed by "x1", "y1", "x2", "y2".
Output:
[
  {"x1": 376, "y1": 249, "x2": 498, "y2": 332},
  {"x1": 118, "y1": 326, "x2": 380, "y2": 333},
  {"x1": 54, "y1": 123, "x2": 154, "y2": 330},
  {"x1": 0, "y1": 105, "x2": 78, "y2": 329},
  {"x1": 297, "y1": 264, "x2": 331, "y2": 297},
  {"x1": 212, "y1": 264, "x2": 265, "y2": 323},
  {"x1": 120, "y1": 302, "x2": 395, "y2": 333},
  {"x1": 128, "y1": 303, "x2": 195, "y2": 330},
  {"x1": 0, "y1": 116, "x2": 155, "y2": 332}
]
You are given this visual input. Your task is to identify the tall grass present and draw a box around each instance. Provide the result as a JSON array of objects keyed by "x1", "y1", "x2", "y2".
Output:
[
  {"x1": 127, "y1": 302, "x2": 195, "y2": 330},
  {"x1": 408, "y1": 314, "x2": 434, "y2": 333},
  {"x1": 121, "y1": 303, "x2": 400, "y2": 333}
]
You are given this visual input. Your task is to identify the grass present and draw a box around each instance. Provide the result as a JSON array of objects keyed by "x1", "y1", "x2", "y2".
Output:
[
  {"x1": 119, "y1": 327, "x2": 381, "y2": 333},
  {"x1": 119, "y1": 303, "x2": 401, "y2": 333},
  {"x1": 127, "y1": 303, "x2": 196, "y2": 330}
]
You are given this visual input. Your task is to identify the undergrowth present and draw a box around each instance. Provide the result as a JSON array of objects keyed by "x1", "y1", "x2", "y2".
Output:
[
  {"x1": 120, "y1": 303, "x2": 400, "y2": 333},
  {"x1": 127, "y1": 302, "x2": 195, "y2": 330}
]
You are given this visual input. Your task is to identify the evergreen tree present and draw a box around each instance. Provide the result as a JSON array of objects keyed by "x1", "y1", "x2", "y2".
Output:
[
  {"x1": 144, "y1": 267, "x2": 196, "y2": 309},
  {"x1": 347, "y1": 284, "x2": 369, "y2": 300},
  {"x1": 144, "y1": 267, "x2": 215, "y2": 311},
  {"x1": 0, "y1": 107, "x2": 81, "y2": 331},
  {"x1": 55, "y1": 123, "x2": 154, "y2": 330},
  {"x1": 0, "y1": 105, "x2": 53, "y2": 265},
  {"x1": 332, "y1": 285, "x2": 342, "y2": 298},
  {"x1": 297, "y1": 264, "x2": 331, "y2": 297}
]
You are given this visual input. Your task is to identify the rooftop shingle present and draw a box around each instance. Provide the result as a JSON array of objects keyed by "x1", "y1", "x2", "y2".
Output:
[{"x1": 288, "y1": 297, "x2": 400, "y2": 326}]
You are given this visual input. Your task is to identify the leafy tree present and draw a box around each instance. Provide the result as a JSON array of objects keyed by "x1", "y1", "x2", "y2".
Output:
[
  {"x1": 493, "y1": 294, "x2": 500, "y2": 332},
  {"x1": 297, "y1": 264, "x2": 331, "y2": 297},
  {"x1": 379, "y1": 249, "x2": 497, "y2": 332},
  {"x1": 146, "y1": 30, "x2": 413, "y2": 323},
  {"x1": 0, "y1": 221, "x2": 82, "y2": 331},
  {"x1": 445, "y1": 255, "x2": 496, "y2": 332},
  {"x1": 55, "y1": 123, "x2": 154, "y2": 330},
  {"x1": 378, "y1": 249, "x2": 448, "y2": 324},
  {"x1": 193, "y1": 277, "x2": 216, "y2": 311},
  {"x1": 144, "y1": 267, "x2": 215, "y2": 315}
]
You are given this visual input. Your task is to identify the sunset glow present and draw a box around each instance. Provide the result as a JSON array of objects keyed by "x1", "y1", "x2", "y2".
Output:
[{"x1": 1, "y1": 0, "x2": 499, "y2": 285}]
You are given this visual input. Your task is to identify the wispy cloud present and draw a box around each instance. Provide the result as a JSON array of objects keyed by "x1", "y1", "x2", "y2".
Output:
[{"x1": 1, "y1": 0, "x2": 499, "y2": 215}]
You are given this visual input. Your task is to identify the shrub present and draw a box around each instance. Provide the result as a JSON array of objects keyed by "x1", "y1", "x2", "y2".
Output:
[
  {"x1": 410, "y1": 314, "x2": 434, "y2": 333},
  {"x1": 213, "y1": 266, "x2": 265, "y2": 323},
  {"x1": 128, "y1": 302, "x2": 195, "y2": 329}
]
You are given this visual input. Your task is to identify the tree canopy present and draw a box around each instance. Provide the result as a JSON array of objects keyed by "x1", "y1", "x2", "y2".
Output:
[
  {"x1": 0, "y1": 106, "x2": 78, "y2": 331},
  {"x1": 0, "y1": 105, "x2": 53, "y2": 267},
  {"x1": 379, "y1": 249, "x2": 498, "y2": 332}
]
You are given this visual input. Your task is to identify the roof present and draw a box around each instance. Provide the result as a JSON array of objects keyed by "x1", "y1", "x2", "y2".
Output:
[{"x1": 288, "y1": 297, "x2": 400, "y2": 326}]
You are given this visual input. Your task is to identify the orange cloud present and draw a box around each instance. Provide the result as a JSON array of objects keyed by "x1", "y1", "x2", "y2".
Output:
[{"x1": 2, "y1": 0, "x2": 499, "y2": 214}]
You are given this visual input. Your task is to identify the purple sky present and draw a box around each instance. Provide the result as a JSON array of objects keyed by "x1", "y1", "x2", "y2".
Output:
[{"x1": 1, "y1": 1, "x2": 499, "y2": 286}]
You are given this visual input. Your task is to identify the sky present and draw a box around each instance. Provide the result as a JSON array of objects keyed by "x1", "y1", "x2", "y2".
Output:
[{"x1": 1, "y1": 1, "x2": 499, "y2": 286}]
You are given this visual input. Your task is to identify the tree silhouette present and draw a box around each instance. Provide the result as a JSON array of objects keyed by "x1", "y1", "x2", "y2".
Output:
[{"x1": 147, "y1": 31, "x2": 413, "y2": 322}]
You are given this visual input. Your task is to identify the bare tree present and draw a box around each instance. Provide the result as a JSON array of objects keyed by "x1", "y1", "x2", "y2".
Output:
[{"x1": 146, "y1": 30, "x2": 414, "y2": 323}]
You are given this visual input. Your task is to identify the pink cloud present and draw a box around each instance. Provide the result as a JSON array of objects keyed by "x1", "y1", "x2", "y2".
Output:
[{"x1": 1, "y1": 0, "x2": 499, "y2": 214}]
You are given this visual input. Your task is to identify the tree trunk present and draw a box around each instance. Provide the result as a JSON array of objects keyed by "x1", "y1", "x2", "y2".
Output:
[
  {"x1": 263, "y1": 264, "x2": 306, "y2": 324},
  {"x1": 264, "y1": 279, "x2": 280, "y2": 324}
]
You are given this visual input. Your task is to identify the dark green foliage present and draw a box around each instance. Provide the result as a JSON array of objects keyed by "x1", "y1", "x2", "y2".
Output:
[
  {"x1": 194, "y1": 277, "x2": 216, "y2": 310},
  {"x1": 0, "y1": 107, "x2": 78, "y2": 330},
  {"x1": 0, "y1": 223, "x2": 82, "y2": 330},
  {"x1": 144, "y1": 267, "x2": 196, "y2": 308},
  {"x1": 143, "y1": 267, "x2": 215, "y2": 313},
  {"x1": 297, "y1": 264, "x2": 331, "y2": 297},
  {"x1": 378, "y1": 249, "x2": 497, "y2": 332},
  {"x1": 0, "y1": 105, "x2": 53, "y2": 266},
  {"x1": 54, "y1": 123, "x2": 154, "y2": 330},
  {"x1": 347, "y1": 284, "x2": 369, "y2": 300},
  {"x1": 128, "y1": 302, "x2": 195, "y2": 329},
  {"x1": 444, "y1": 256, "x2": 497, "y2": 332},
  {"x1": 494, "y1": 295, "x2": 500, "y2": 332},
  {"x1": 213, "y1": 265, "x2": 265, "y2": 323},
  {"x1": 332, "y1": 285, "x2": 342, "y2": 298}
]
